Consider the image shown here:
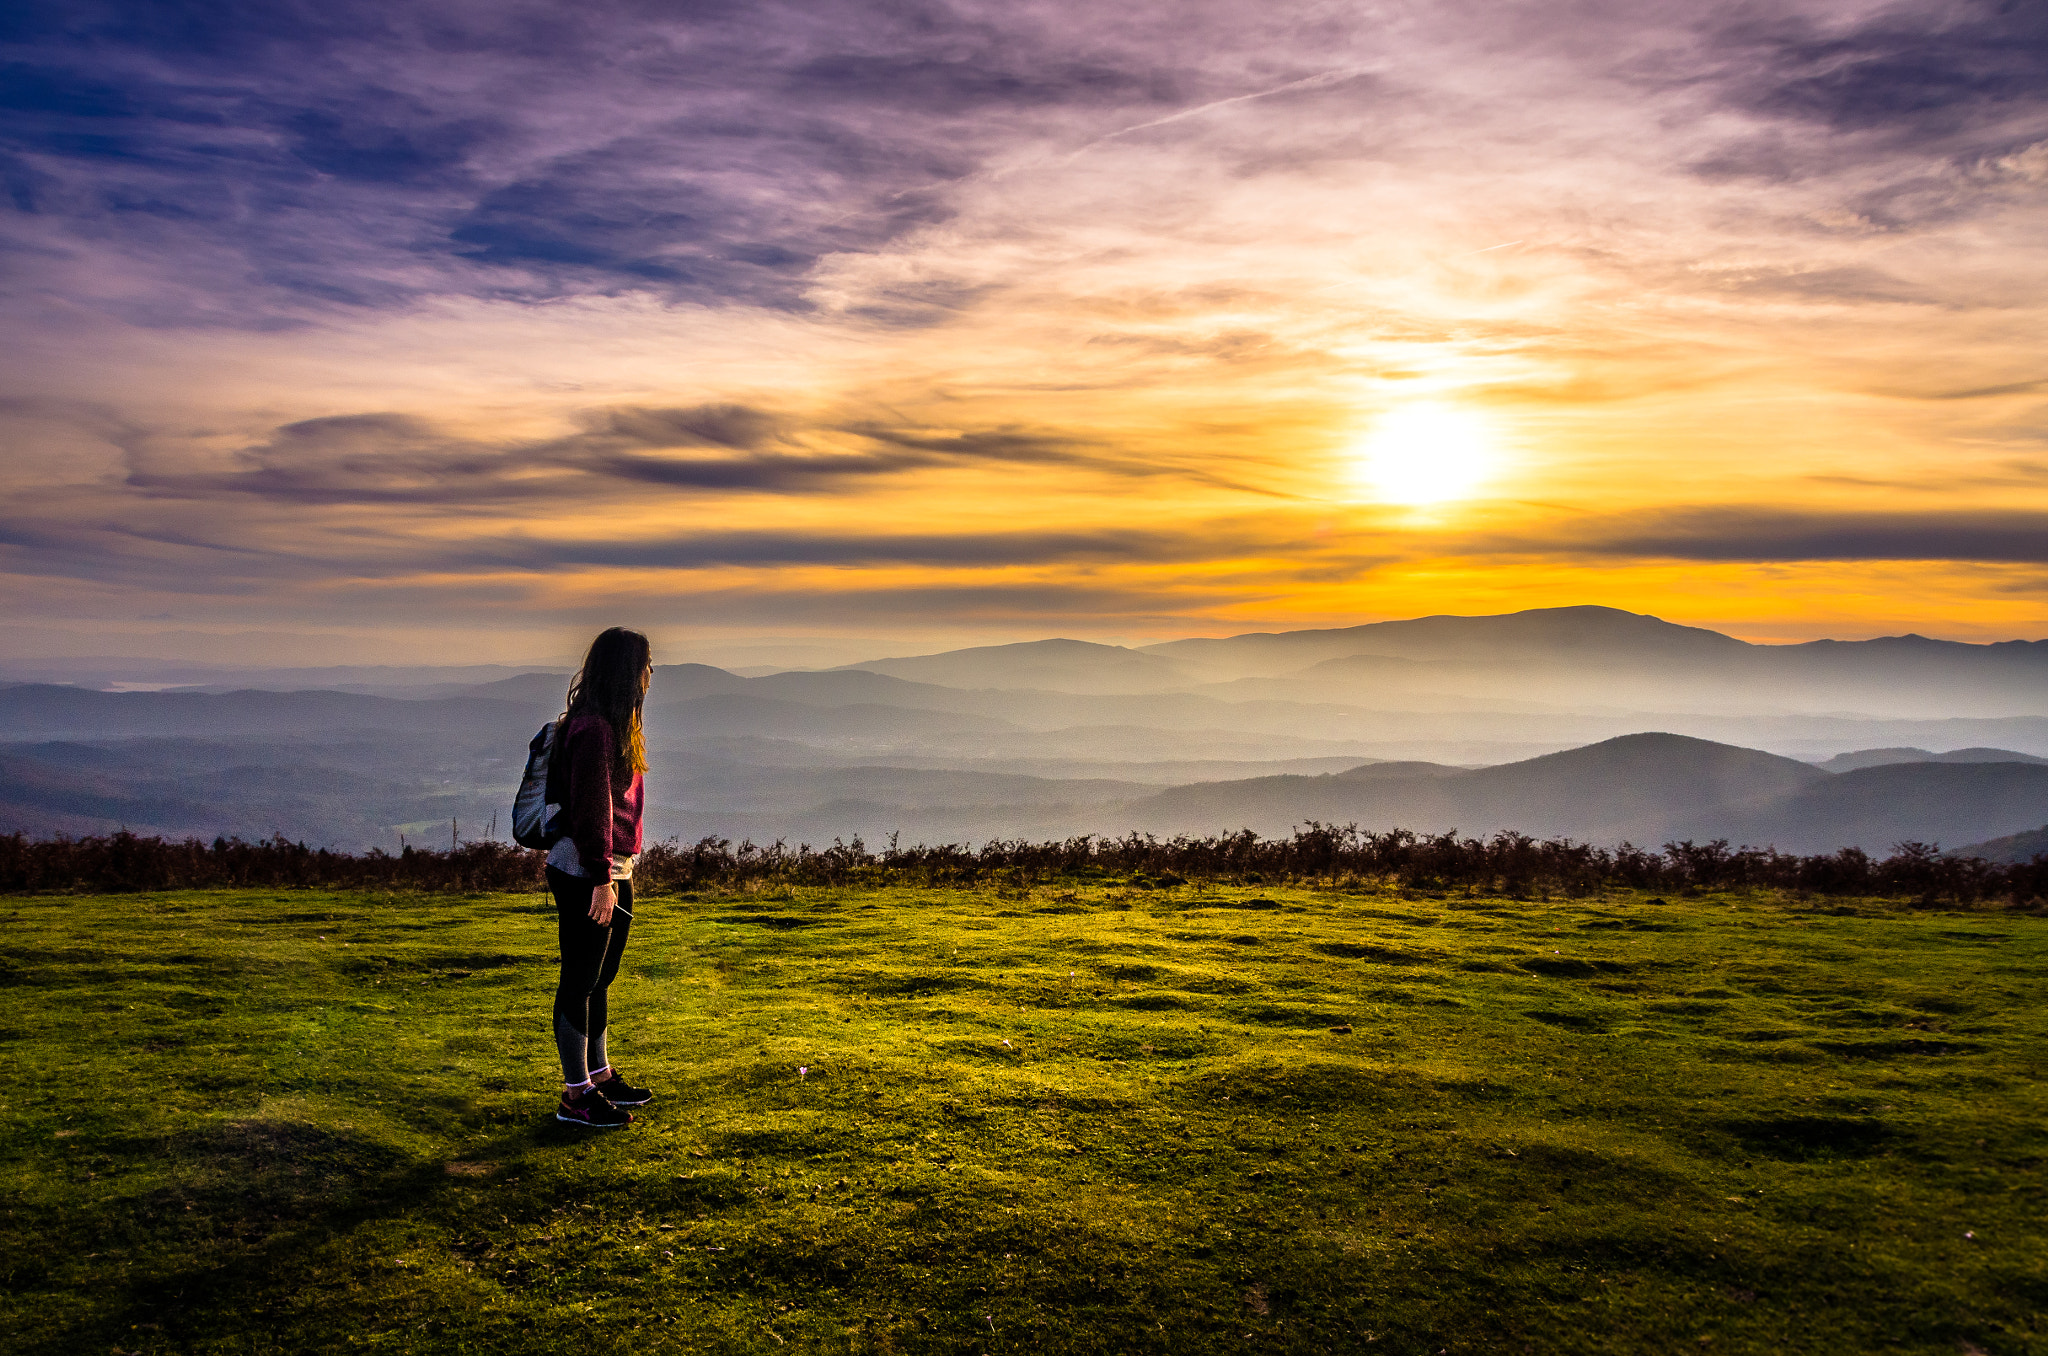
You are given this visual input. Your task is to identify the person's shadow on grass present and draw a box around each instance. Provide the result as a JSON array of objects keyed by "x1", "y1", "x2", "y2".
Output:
[{"x1": 56, "y1": 1103, "x2": 688, "y2": 1354}]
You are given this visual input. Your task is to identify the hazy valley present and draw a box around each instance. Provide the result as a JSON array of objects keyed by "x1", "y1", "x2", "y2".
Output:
[{"x1": 6, "y1": 606, "x2": 2048, "y2": 860}]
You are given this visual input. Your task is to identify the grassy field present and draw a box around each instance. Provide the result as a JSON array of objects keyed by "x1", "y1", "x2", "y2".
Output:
[{"x1": 1, "y1": 880, "x2": 2042, "y2": 1355}]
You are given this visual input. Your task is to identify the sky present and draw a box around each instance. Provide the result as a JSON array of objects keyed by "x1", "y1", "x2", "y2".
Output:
[{"x1": 2, "y1": 0, "x2": 2045, "y2": 668}]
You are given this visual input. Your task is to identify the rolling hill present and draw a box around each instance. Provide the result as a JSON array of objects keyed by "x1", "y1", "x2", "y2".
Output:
[
  {"x1": 1143, "y1": 604, "x2": 1751, "y2": 679},
  {"x1": 1815, "y1": 746, "x2": 2048, "y2": 772},
  {"x1": 838, "y1": 638, "x2": 1197, "y2": 694},
  {"x1": 0, "y1": 683, "x2": 535, "y2": 742},
  {"x1": 1713, "y1": 762, "x2": 2048, "y2": 856},
  {"x1": 1953, "y1": 824, "x2": 2048, "y2": 864},
  {"x1": 1118, "y1": 733, "x2": 2048, "y2": 854},
  {"x1": 7, "y1": 604, "x2": 2048, "y2": 852},
  {"x1": 1121, "y1": 733, "x2": 1824, "y2": 844}
]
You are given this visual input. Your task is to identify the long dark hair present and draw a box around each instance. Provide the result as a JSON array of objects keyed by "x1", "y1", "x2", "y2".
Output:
[{"x1": 562, "y1": 627, "x2": 651, "y2": 778}]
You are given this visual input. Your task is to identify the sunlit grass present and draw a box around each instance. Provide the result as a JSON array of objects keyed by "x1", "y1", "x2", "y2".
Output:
[{"x1": 2, "y1": 881, "x2": 2042, "y2": 1354}]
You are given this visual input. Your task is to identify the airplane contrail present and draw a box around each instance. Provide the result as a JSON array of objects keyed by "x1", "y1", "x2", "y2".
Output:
[
  {"x1": 1075, "y1": 66, "x2": 1379, "y2": 153},
  {"x1": 845, "y1": 67, "x2": 1377, "y2": 218}
]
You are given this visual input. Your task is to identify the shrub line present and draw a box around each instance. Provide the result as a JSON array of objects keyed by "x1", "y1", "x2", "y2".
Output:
[{"x1": 0, "y1": 824, "x2": 2040, "y2": 904}]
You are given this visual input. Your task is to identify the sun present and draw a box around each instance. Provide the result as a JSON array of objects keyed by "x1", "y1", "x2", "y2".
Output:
[{"x1": 1350, "y1": 402, "x2": 1501, "y2": 506}]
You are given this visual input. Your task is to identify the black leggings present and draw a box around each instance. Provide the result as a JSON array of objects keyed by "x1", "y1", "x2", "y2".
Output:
[{"x1": 547, "y1": 866, "x2": 633, "y2": 1085}]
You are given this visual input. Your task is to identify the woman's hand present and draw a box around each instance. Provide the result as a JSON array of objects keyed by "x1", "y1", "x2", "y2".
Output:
[{"x1": 588, "y1": 881, "x2": 616, "y2": 925}]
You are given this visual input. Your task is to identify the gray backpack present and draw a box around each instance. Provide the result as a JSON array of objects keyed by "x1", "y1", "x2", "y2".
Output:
[{"x1": 511, "y1": 721, "x2": 564, "y2": 850}]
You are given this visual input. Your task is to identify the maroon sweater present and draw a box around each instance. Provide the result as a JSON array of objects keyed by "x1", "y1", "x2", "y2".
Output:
[{"x1": 544, "y1": 710, "x2": 645, "y2": 878}]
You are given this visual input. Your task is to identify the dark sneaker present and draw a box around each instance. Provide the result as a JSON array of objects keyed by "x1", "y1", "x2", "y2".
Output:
[
  {"x1": 556, "y1": 1086, "x2": 632, "y2": 1128},
  {"x1": 593, "y1": 1070, "x2": 653, "y2": 1107}
]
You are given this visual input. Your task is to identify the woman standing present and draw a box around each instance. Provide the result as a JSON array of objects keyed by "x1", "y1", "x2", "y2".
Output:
[{"x1": 546, "y1": 627, "x2": 655, "y2": 1128}]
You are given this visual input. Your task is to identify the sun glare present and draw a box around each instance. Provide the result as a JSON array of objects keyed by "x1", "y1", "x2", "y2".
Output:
[{"x1": 1351, "y1": 402, "x2": 1500, "y2": 507}]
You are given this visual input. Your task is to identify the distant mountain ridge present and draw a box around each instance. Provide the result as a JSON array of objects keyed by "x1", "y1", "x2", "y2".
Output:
[
  {"x1": 1137, "y1": 606, "x2": 2048, "y2": 676},
  {"x1": 7, "y1": 604, "x2": 2048, "y2": 853},
  {"x1": 1142, "y1": 605, "x2": 1751, "y2": 678},
  {"x1": 821, "y1": 605, "x2": 2048, "y2": 719},
  {"x1": 0, "y1": 683, "x2": 536, "y2": 741},
  {"x1": 1119, "y1": 733, "x2": 2048, "y2": 854},
  {"x1": 1953, "y1": 824, "x2": 2048, "y2": 864},
  {"x1": 1815, "y1": 746, "x2": 2048, "y2": 772},
  {"x1": 836, "y1": 639, "x2": 1193, "y2": 694}
]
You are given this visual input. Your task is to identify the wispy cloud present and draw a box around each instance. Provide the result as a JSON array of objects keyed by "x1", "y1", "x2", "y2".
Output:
[
  {"x1": 109, "y1": 403, "x2": 1259, "y2": 509},
  {"x1": 1475, "y1": 508, "x2": 2048, "y2": 565},
  {"x1": 0, "y1": 0, "x2": 1193, "y2": 319},
  {"x1": 4, "y1": 0, "x2": 2048, "y2": 653}
]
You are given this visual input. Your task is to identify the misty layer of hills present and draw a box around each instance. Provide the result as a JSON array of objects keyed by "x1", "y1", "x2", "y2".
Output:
[{"x1": 5, "y1": 606, "x2": 2048, "y2": 859}]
